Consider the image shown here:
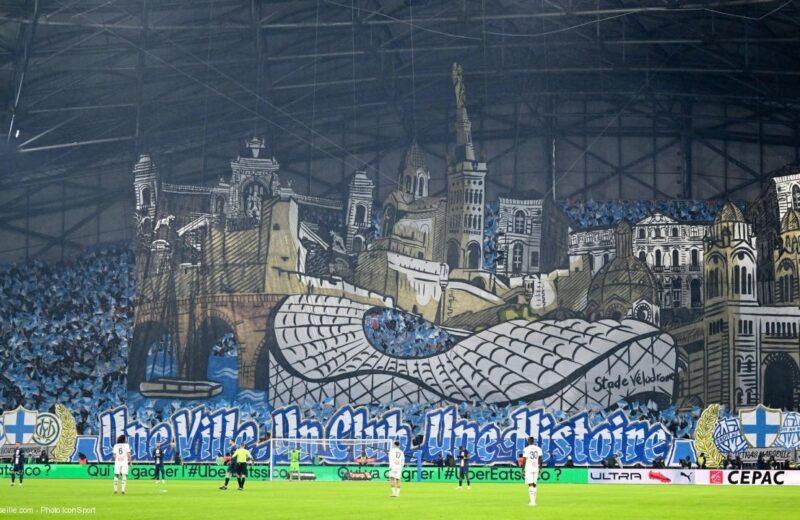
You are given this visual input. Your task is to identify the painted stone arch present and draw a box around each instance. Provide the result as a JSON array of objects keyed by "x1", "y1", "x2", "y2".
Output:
[
  {"x1": 690, "y1": 278, "x2": 702, "y2": 307},
  {"x1": 192, "y1": 311, "x2": 240, "y2": 383},
  {"x1": 242, "y1": 180, "x2": 268, "y2": 218},
  {"x1": 466, "y1": 241, "x2": 481, "y2": 269},
  {"x1": 354, "y1": 203, "x2": 367, "y2": 224},
  {"x1": 128, "y1": 320, "x2": 170, "y2": 391},
  {"x1": 446, "y1": 239, "x2": 460, "y2": 270},
  {"x1": 252, "y1": 301, "x2": 287, "y2": 392},
  {"x1": 352, "y1": 235, "x2": 365, "y2": 253},
  {"x1": 732, "y1": 247, "x2": 756, "y2": 264},
  {"x1": 140, "y1": 186, "x2": 152, "y2": 207},
  {"x1": 513, "y1": 210, "x2": 526, "y2": 233},
  {"x1": 214, "y1": 195, "x2": 226, "y2": 214},
  {"x1": 253, "y1": 334, "x2": 272, "y2": 393},
  {"x1": 762, "y1": 351, "x2": 800, "y2": 410},
  {"x1": 382, "y1": 205, "x2": 396, "y2": 237},
  {"x1": 511, "y1": 241, "x2": 524, "y2": 274},
  {"x1": 793, "y1": 183, "x2": 800, "y2": 209},
  {"x1": 705, "y1": 252, "x2": 728, "y2": 299}
]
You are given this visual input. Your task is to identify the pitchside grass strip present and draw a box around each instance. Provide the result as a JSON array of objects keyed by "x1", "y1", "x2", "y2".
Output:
[{"x1": 1, "y1": 480, "x2": 795, "y2": 520}]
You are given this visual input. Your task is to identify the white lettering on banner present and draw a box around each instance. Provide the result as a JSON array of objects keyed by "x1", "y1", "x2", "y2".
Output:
[
  {"x1": 695, "y1": 470, "x2": 800, "y2": 486},
  {"x1": 90, "y1": 404, "x2": 671, "y2": 464}
]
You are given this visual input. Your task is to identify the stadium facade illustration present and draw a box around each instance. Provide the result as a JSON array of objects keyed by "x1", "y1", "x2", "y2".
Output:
[{"x1": 128, "y1": 64, "x2": 800, "y2": 421}]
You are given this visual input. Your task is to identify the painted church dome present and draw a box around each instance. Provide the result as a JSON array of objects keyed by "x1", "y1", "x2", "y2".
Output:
[
  {"x1": 586, "y1": 220, "x2": 657, "y2": 320},
  {"x1": 781, "y1": 208, "x2": 800, "y2": 233}
]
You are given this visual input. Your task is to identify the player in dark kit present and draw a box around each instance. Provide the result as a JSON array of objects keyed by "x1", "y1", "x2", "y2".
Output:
[
  {"x1": 153, "y1": 442, "x2": 166, "y2": 484},
  {"x1": 219, "y1": 439, "x2": 237, "y2": 490},
  {"x1": 10, "y1": 443, "x2": 24, "y2": 487},
  {"x1": 457, "y1": 446, "x2": 471, "y2": 490}
]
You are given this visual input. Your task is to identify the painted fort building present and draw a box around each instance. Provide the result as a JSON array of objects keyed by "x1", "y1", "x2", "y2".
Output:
[
  {"x1": 496, "y1": 191, "x2": 570, "y2": 277},
  {"x1": 631, "y1": 212, "x2": 707, "y2": 311},
  {"x1": 568, "y1": 225, "x2": 616, "y2": 275}
]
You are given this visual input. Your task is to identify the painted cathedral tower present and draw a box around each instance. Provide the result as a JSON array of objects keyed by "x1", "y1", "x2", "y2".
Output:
[
  {"x1": 133, "y1": 154, "x2": 158, "y2": 221},
  {"x1": 400, "y1": 141, "x2": 430, "y2": 201},
  {"x1": 445, "y1": 63, "x2": 486, "y2": 271},
  {"x1": 345, "y1": 170, "x2": 375, "y2": 254},
  {"x1": 702, "y1": 202, "x2": 759, "y2": 408}
]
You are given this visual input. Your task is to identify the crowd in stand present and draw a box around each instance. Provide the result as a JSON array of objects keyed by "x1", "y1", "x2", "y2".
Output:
[
  {"x1": 0, "y1": 248, "x2": 134, "y2": 434},
  {"x1": 364, "y1": 308, "x2": 456, "y2": 358},
  {"x1": 562, "y1": 199, "x2": 725, "y2": 229}
]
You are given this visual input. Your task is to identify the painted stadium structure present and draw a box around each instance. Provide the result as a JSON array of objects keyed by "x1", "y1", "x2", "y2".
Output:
[{"x1": 268, "y1": 294, "x2": 676, "y2": 412}]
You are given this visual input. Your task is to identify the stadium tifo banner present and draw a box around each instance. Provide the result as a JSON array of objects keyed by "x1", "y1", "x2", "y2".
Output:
[
  {"x1": 694, "y1": 404, "x2": 800, "y2": 466},
  {"x1": 0, "y1": 404, "x2": 673, "y2": 465},
  {"x1": 0, "y1": 464, "x2": 587, "y2": 483},
  {"x1": 99, "y1": 405, "x2": 672, "y2": 465}
]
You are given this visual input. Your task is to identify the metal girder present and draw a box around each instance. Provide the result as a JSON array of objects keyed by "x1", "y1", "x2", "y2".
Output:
[
  {"x1": 2, "y1": 0, "x2": 800, "y2": 261},
  {"x1": 6, "y1": 0, "x2": 40, "y2": 142}
]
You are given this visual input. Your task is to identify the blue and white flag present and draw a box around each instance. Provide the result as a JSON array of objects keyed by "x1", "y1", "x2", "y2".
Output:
[
  {"x1": 775, "y1": 411, "x2": 800, "y2": 449},
  {"x1": 739, "y1": 405, "x2": 782, "y2": 448},
  {"x1": 3, "y1": 407, "x2": 38, "y2": 444}
]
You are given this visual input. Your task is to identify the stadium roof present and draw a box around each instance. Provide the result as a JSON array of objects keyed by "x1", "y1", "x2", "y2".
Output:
[{"x1": 1, "y1": 0, "x2": 800, "y2": 257}]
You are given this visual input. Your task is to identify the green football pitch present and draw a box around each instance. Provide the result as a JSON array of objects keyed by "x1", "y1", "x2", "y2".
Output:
[{"x1": 1, "y1": 480, "x2": 795, "y2": 520}]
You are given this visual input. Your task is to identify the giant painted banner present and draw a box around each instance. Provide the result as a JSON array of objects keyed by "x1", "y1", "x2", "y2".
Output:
[
  {"x1": 8, "y1": 402, "x2": 800, "y2": 468},
  {"x1": 0, "y1": 404, "x2": 672, "y2": 466},
  {"x1": 94, "y1": 405, "x2": 672, "y2": 465}
]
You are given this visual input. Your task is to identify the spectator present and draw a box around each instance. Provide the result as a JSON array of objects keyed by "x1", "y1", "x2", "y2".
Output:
[
  {"x1": 697, "y1": 452, "x2": 707, "y2": 469},
  {"x1": 757, "y1": 453, "x2": 766, "y2": 470},
  {"x1": 722, "y1": 454, "x2": 732, "y2": 469},
  {"x1": 564, "y1": 457, "x2": 575, "y2": 468},
  {"x1": 613, "y1": 454, "x2": 622, "y2": 468},
  {"x1": 37, "y1": 449, "x2": 49, "y2": 464},
  {"x1": 734, "y1": 455, "x2": 743, "y2": 469},
  {"x1": 768, "y1": 456, "x2": 778, "y2": 470},
  {"x1": 172, "y1": 442, "x2": 182, "y2": 465}
]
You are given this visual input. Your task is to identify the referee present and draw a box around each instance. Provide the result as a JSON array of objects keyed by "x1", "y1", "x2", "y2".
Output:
[{"x1": 232, "y1": 443, "x2": 253, "y2": 491}]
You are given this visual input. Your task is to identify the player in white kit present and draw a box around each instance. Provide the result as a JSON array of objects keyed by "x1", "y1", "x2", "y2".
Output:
[
  {"x1": 388, "y1": 440, "x2": 405, "y2": 498},
  {"x1": 522, "y1": 436, "x2": 543, "y2": 506},
  {"x1": 112, "y1": 434, "x2": 133, "y2": 495}
]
